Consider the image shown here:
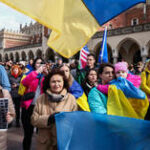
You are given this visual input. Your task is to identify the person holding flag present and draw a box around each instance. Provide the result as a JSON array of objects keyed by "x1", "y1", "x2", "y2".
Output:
[
  {"x1": 76, "y1": 52, "x2": 97, "y2": 85},
  {"x1": 98, "y1": 26, "x2": 108, "y2": 64}
]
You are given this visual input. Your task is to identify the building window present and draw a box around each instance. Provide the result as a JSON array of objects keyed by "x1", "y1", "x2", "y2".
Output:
[
  {"x1": 109, "y1": 24, "x2": 112, "y2": 29},
  {"x1": 131, "y1": 18, "x2": 139, "y2": 26}
]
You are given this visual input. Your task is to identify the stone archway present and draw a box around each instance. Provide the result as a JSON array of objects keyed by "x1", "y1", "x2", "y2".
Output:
[
  {"x1": 10, "y1": 53, "x2": 14, "y2": 61},
  {"x1": 36, "y1": 49, "x2": 42, "y2": 58},
  {"x1": 28, "y1": 50, "x2": 34, "y2": 60},
  {"x1": 147, "y1": 41, "x2": 150, "y2": 59},
  {"x1": 0, "y1": 54, "x2": 2, "y2": 62},
  {"x1": 117, "y1": 38, "x2": 141, "y2": 64},
  {"x1": 45, "y1": 48, "x2": 55, "y2": 62},
  {"x1": 4, "y1": 54, "x2": 9, "y2": 61},
  {"x1": 15, "y1": 52, "x2": 20, "y2": 62},
  {"x1": 94, "y1": 42, "x2": 113, "y2": 63},
  {"x1": 21, "y1": 51, "x2": 27, "y2": 61}
]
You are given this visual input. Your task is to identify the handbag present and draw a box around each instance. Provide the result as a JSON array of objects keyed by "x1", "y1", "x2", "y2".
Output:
[{"x1": 22, "y1": 92, "x2": 35, "y2": 101}]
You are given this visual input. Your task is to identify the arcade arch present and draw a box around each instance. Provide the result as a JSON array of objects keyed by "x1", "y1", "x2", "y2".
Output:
[
  {"x1": 0, "y1": 54, "x2": 2, "y2": 62},
  {"x1": 117, "y1": 38, "x2": 141, "y2": 64},
  {"x1": 147, "y1": 41, "x2": 150, "y2": 59},
  {"x1": 10, "y1": 53, "x2": 14, "y2": 61},
  {"x1": 45, "y1": 48, "x2": 55, "y2": 62},
  {"x1": 15, "y1": 52, "x2": 20, "y2": 62},
  {"x1": 28, "y1": 50, "x2": 34, "y2": 60},
  {"x1": 21, "y1": 51, "x2": 27, "y2": 61},
  {"x1": 94, "y1": 42, "x2": 113, "y2": 63},
  {"x1": 36, "y1": 49, "x2": 42, "y2": 58},
  {"x1": 4, "y1": 54, "x2": 9, "y2": 61}
]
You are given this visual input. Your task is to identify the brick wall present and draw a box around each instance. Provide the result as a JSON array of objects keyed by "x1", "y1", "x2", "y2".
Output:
[
  {"x1": 5, "y1": 39, "x2": 30, "y2": 48},
  {"x1": 100, "y1": 5, "x2": 150, "y2": 30}
]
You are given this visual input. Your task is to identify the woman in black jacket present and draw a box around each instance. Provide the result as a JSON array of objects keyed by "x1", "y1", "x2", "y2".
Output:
[
  {"x1": 9, "y1": 65, "x2": 22, "y2": 127},
  {"x1": 82, "y1": 68, "x2": 98, "y2": 96}
]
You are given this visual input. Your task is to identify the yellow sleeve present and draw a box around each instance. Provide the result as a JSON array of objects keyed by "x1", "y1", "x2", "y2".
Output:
[{"x1": 141, "y1": 72, "x2": 150, "y2": 95}]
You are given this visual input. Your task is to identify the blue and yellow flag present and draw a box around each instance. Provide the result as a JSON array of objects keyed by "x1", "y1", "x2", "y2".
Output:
[
  {"x1": 98, "y1": 27, "x2": 108, "y2": 63},
  {"x1": 69, "y1": 79, "x2": 90, "y2": 112},
  {"x1": 0, "y1": 0, "x2": 146, "y2": 58},
  {"x1": 107, "y1": 77, "x2": 149, "y2": 119},
  {"x1": 55, "y1": 111, "x2": 150, "y2": 150}
]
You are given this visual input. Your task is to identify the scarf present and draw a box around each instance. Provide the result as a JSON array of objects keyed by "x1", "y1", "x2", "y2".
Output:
[
  {"x1": 11, "y1": 72, "x2": 19, "y2": 78},
  {"x1": 46, "y1": 89, "x2": 68, "y2": 102}
]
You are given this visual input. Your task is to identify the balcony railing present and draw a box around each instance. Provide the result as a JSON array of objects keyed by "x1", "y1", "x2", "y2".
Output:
[
  {"x1": 4, "y1": 43, "x2": 42, "y2": 51},
  {"x1": 92, "y1": 23, "x2": 150, "y2": 39}
]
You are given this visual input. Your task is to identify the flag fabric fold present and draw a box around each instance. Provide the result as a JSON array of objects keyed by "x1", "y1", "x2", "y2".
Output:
[
  {"x1": 107, "y1": 77, "x2": 149, "y2": 119},
  {"x1": 98, "y1": 27, "x2": 108, "y2": 63},
  {"x1": 55, "y1": 111, "x2": 150, "y2": 150},
  {"x1": 69, "y1": 79, "x2": 90, "y2": 112},
  {"x1": 0, "y1": 0, "x2": 146, "y2": 58}
]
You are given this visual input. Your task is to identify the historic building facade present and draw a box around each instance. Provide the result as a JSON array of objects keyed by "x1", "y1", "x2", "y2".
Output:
[
  {"x1": 87, "y1": 3, "x2": 150, "y2": 64},
  {"x1": 0, "y1": 3, "x2": 150, "y2": 64}
]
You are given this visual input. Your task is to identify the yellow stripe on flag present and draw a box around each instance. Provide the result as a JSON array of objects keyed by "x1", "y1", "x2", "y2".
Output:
[
  {"x1": 107, "y1": 85, "x2": 149, "y2": 119},
  {"x1": 77, "y1": 92, "x2": 90, "y2": 112},
  {"x1": 0, "y1": 0, "x2": 99, "y2": 58}
]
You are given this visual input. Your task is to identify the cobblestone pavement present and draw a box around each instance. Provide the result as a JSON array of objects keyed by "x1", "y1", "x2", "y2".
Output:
[{"x1": 8, "y1": 126, "x2": 36, "y2": 150}]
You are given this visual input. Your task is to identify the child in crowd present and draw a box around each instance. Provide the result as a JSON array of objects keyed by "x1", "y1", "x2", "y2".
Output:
[{"x1": 97, "y1": 62, "x2": 141, "y2": 94}]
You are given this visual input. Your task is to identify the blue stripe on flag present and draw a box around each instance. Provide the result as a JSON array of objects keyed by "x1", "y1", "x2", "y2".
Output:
[
  {"x1": 83, "y1": 0, "x2": 146, "y2": 25},
  {"x1": 56, "y1": 111, "x2": 150, "y2": 150}
]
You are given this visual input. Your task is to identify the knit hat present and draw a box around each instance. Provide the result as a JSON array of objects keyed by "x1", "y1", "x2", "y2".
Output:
[{"x1": 114, "y1": 62, "x2": 128, "y2": 73}]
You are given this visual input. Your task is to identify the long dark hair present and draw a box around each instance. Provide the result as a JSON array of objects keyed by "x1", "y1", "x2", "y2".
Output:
[
  {"x1": 43, "y1": 69, "x2": 70, "y2": 93},
  {"x1": 84, "y1": 68, "x2": 98, "y2": 83},
  {"x1": 32, "y1": 57, "x2": 44, "y2": 70}
]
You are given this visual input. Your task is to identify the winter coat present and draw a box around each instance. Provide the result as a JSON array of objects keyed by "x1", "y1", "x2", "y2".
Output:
[
  {"x1": 141, "y1": 67, "x2": 150, "y2": 96},
  {"x1": 88, "y1": 87, "x2": 107, "y2": 114},
  {"x1": 0, "y1": 89, "x2": 15, "y2": 150},
  {"x1": 82, "y1": 81, "x2": 97, "y2": 96},
  {"x1": 0, "y1": 65, "x2": 11, "y2": 91},
  {"x1": 9, "y1": 74, "x2": 22, "y2": 98},
  {"x1": 31, "y1": 88, "x2": 77, "y2": 150},
  {"x1": 76, "y1": 66, "x2": 98, "y2": 85},
  {"x1": 126, "y1": 73, "x2": 141, "y2": 88},
  {"x1": 21, "y1": 71, "x2": 44, "y2": 109}
]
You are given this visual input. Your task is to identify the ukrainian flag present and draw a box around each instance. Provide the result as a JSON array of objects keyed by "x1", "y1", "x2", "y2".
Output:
[
  {"x1": 69, "y1": 79, "x2": 90, "y2": 112},
  {"x1": 55, "y1": 112, "x2": 150, "y2": 150},
  {"x1": 0, "y1": 0, "x2": 146, "y2": 58},
  {"x1": 107, "y1": 77, "x2": 149, "y2": 119}
]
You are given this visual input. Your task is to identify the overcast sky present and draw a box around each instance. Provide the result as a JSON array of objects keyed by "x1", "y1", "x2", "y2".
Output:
[{"x1": 0, "y1": 2, "x2": 35, "y2": 31}]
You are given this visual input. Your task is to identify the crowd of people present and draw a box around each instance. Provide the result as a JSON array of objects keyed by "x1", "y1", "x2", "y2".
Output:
[{"x1": 0, "y1": 54, "x2": 150, "y2": 150}]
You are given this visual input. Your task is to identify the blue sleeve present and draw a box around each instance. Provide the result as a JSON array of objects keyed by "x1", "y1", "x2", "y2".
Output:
[
  {"x1": 88, "y1": 88, "x2": 107, "y2": 114},
  {"x1": 69, "y1": 80, "x2": 83, "y2": 99},
  {"x1": 0, "y1": 65, "x2": 11, "y2": 91}
]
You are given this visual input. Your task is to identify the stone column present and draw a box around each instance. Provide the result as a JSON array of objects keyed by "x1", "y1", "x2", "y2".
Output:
[
  {"x1": 141, "y1": 46, "x2": 148, "y2": 63},
  {"x1": 113, "y1": 57, "x2": 118, "y2": 64},
  {"x1": 142, "y1": 56, "x2": 147, "y2": 63},
  {"x1": 112, "y1": 49, "x2": 118, "y2": 64}
]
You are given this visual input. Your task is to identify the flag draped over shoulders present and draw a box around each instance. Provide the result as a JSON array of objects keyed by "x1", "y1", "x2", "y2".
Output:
[
  {"x1": 55, "y1": 111, "x2": 150, "y2": 150},
  {"x1": 69, "y1": 79, "x2": 90, "y2": 112},
  {"x1": 107, "y1": 77, "x2": 149, "y2": 119},
  {"x1": 0, "y1": 0, "x2": 146, "y2": 58}
]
